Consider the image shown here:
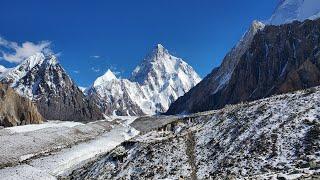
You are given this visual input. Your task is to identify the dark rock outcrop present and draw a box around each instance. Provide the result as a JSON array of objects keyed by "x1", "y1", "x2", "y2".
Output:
[
  {"x1": 0, "y1": 83, "x2": 43, "y2": 127},
  {"x1": 167, "y1": 18, "x2": 320, "y2": 114}
]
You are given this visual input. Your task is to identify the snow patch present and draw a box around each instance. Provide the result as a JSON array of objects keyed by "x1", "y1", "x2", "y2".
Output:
[{"x1": 5, "y1": 121, "x2": 84, "y2": 133}]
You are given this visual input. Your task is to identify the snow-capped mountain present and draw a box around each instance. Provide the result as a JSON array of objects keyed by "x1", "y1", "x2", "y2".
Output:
[
  {"x1": 268, "y1": 0, "x2": 320, "y2": 25},
  {"x1": 0, "y1": 53, "x2": 104, "y2": 121},
  {"x1": 131, "y1": 44, "x2": 201, "y2": 112},
  {"x1": 87, "y1": 44, "x2": 201, "y2": 116},
  {"x1": 86, "y1": 70, "x2": 148, "y2": 116}
]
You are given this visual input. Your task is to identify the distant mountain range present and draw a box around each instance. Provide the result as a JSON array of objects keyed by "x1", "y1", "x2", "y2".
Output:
[
  {"x1": 1, "y1": 0, "x2": 320, "y2": 124},
  {"x1": 0, "y1": 44, "x2": 200, "y2": 122}
]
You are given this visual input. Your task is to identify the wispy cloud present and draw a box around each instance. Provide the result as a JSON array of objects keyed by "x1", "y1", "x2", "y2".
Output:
[
  {"x1": 73, "y1": 70, "x2": 80, "y2": 74},
  {"x1": 0, "y1": 36, "x2": 52, "y2": 63},
  {"x1": 90, "y1": 55, "x2": 100, "y2": 59},
  {"x1": 91, "y1": 67, "x2": 100, "y2": 72},
  {"x1": 108, "y1": 65, "x2": 121, "y2": 75}
]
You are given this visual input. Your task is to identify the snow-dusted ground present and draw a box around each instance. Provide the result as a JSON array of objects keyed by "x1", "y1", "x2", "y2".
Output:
[
  {"x1": 0, "y1": 165, "x2": 56, "y2": 180},
  {"x1": 68, "y1": 86, "x2": 320, "y2": 179},
  {"x1": 2, "y1": 86, "x2": 320, "y2": 179},
  {"x1": 0, "y1": 116, "x2": 139, "y2": 179},
  {"x1": 5, "y1": 120, "x2": 84, "y2": 133},
  {"x1": 104, "y1": 115, "x2": 138, "y2": 125}
]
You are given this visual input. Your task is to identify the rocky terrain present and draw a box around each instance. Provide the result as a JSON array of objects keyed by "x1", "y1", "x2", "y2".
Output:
[
  {"x1": 68, "y1": 86, "x2": 320, "y2": 179},
  {"x1": 0, "y1": 83, "x2": 43, "y2": 127},
  {"x1": 167, "y1": 10, "x2": 320, "y2": 115},
  {"x1": 0, "y1": 53, "x2": 104, "y2": 121},
  {"x1": 86, "y1": 44, "x2": 201, "y2": 116}
]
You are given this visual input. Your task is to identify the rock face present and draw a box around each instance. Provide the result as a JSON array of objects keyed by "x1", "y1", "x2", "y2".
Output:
[
  {"x1": 87, "y1": 44, "x2": 201, "y2": 116},
  {"x1": 166, "y1": 21, "x2": 265, "y2": 114},
  {"x1": 0, "y1": 83, "x2": 43, "y2": 127},
  {"x1": 69, "y1": 86, "x2": 320, "y2": 179},
  {"x1": 167, "y1": 18, "x2": 320, "y2": 115},
  {"x1": 0, "y1": 53, "x2": 104, "y2": 121}
]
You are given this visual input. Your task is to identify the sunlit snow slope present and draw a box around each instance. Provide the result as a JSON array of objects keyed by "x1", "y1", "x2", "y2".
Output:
[
  {"x1": 87, "y1": 44, "x2": 201, "y2": 116},
  {"x1": 269, "y1": 0, "x2": 320, "y2": 25}
]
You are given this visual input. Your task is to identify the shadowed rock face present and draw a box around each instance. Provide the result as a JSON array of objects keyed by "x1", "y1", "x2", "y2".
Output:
[
  {"x1": 0, "y1": 54, "x2": 104, "y2": 122},
  {"x1": 167, "y1": 18, "x2": 320, "y2": 115},
  {"x1": 0, "y1": 83, "x2": 43, "y2": 127},
  {"x1": 18, "y1": 58, "x2": 104, "y2": 121}
]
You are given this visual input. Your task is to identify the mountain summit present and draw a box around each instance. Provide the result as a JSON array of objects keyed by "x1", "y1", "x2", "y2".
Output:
[
  {"x1": 87, "y1": 44, "x2": 201, "y2": 116},
  {"x1": 0, "y1": 53, "x2": 104, "y2": 121},
  {"x1": 268, "y1": 0, "x2": 320, "y2": 25},
  {"x1": 131, "y1": 43, "x2": 201, "y2": 97},
  {"x1": 93, "y1": 69, "x2": 117, "y2": 87}
]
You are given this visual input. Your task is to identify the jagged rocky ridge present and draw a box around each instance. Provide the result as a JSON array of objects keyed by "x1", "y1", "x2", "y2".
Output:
[
  {"x1": 0, "y1": 53, "x2": 104, "y2": 121},
  {"x1": 86, "y1": 44, "x2": 201, "y2": 116},
  {"x1": 167, "y1": 17, "x2": 320, "y2": 115},
  {"x1": 0, "y1": 83, "x2": 43, "y2": 127},
  {"x1": 68, "y1": 86, "x2": 320, "y2": 179}
]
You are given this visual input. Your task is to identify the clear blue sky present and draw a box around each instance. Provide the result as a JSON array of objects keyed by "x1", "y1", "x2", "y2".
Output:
[{"x1": 0, "y1": 0, "x2": 278, "y2": 87}]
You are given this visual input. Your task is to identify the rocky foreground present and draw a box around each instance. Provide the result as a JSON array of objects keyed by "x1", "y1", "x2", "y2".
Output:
[
  {"x1": 0, "y1": 86, "x2": 319, "y2": 179},
  {"x1": 0, "y1": 83, "x2": 43, "y2": 127},
  {"x1": 68, "y1": 86, "x2": 320, "y2": 179}
]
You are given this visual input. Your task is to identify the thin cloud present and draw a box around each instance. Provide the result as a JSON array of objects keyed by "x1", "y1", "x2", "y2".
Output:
[
  {"x1": 73, "y1": 70, "x2": 80, "y2": 74},
  {"x1": 91, "y1": 55, "x2": 100, "y2": 59},
  {"x1": 91, "y1": 67, "x2": 100, "y2": 72},
  {"x1": 0, "y1": 36, "x2": 52, "y2": 63}
]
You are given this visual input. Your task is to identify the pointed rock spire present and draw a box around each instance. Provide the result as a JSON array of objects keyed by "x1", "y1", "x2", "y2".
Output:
[{"x1": 93, "y1": 69, "x2": 117, "y2": 87}]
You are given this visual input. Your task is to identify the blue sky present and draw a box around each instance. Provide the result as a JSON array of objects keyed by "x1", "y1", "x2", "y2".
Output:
[{"x1": 0, "y1": 0, "x2": 278, "y2": 87}]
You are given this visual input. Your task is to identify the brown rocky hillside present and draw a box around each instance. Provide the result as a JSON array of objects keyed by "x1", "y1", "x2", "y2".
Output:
[{"x1": 0, "y1": 83, "x2": 43, "y2": 127}]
